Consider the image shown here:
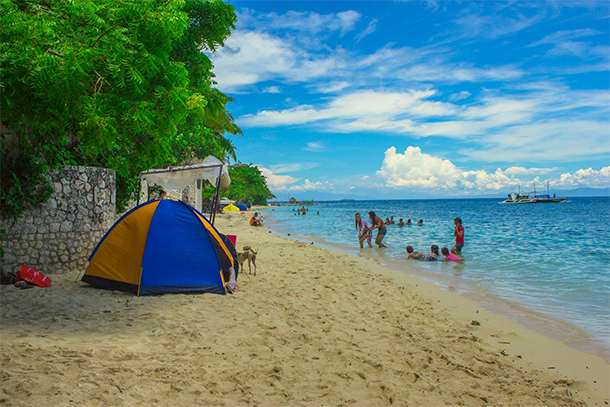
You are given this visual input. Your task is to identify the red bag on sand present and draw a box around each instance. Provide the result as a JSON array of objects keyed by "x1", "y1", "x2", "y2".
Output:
[{"x1": 15, "y1": 265, "x2": 51, "y2": 288}]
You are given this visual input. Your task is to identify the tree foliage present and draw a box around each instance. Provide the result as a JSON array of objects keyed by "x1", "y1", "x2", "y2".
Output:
[
  {"x1": 1, "y1": 0, "x2": 242, "y2": 216},
  {"x1": 224, "y1": 166, "x2": 276, "y2": 206}
]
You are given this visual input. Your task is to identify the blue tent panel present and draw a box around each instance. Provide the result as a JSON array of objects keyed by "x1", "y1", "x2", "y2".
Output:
[
  {"x1": 236, "y1": 204, "x2": 247, "y2": 211},
  {"x1": 139, "y1": 200, "x2": 224, "y2": 295}
]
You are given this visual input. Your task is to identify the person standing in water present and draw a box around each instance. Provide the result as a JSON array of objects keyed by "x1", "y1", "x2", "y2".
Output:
[
  {"x1": 355, "y1": 213, "x2": 372, "y2": 249},
  {"x1": 367, "y1": 211, "x2": 388, "y2": 248},
  {"x1": 452, "y1": 217, "x2": 464, "y2": 254}
]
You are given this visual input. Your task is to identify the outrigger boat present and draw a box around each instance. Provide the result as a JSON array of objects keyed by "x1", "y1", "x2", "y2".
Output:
[{"x1": 501, "y1": 182, "x2": 567, "y2": 204}]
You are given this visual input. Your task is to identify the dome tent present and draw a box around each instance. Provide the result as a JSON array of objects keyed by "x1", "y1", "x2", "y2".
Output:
[
  {"x1": 223, "y1": 204, "x2": 240, "y2": 212},
  {"x1": 81, "y1": 199, "x2": 237, "y2": 295}
]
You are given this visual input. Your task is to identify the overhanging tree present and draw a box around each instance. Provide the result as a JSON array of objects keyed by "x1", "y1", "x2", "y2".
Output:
[{"x1": 1, "y1": 0, "x2": 242, "y2": 216}]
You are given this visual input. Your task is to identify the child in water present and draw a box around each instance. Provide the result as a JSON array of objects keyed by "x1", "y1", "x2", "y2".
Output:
[
  {"x1": 452, "y1": 217, "x2": 464, "y2": 254},
  {"x1": 441, "y1": 247, "x2": 463, "y2": 261},
  {"x1": 406, "y1": 246, "x2": 436, "y2": 261}
]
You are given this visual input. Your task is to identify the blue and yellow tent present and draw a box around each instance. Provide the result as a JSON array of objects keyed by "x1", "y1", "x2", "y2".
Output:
[{"x1": 81, "y1": 199, "x2": 237, "y2": 295}]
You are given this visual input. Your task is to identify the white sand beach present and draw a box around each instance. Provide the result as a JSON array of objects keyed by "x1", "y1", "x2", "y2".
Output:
[{"x1": 1, "y1": 211, "x2": 608, "y2": 406}]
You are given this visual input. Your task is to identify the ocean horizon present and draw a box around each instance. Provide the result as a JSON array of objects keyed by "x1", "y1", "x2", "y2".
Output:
[{"x1": 260, "y1": 196, "x2": 610, "y2": 361}]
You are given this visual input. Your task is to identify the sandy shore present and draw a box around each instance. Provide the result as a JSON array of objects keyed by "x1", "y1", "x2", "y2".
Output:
[{"x1": 1, "y1": 211, "x2": 608, "y2": 406}]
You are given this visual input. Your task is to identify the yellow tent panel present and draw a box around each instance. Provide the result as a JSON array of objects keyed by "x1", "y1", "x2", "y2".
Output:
[{"x1": 223, "y1": 204, "x2": 240, "y2": 211}]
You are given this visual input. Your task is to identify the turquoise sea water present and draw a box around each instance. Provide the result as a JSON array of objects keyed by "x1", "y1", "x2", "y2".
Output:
[{"x1": 260, "y1": 198, "x2": 610, "y2": 359}]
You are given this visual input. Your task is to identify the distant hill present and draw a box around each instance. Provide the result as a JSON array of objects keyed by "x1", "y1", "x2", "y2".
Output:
[{"x1": 556, "y1": 187, "x2": 610, "y2": 197}]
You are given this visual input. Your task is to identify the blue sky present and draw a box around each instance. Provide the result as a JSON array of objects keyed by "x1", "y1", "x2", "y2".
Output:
[{"x1": 210, "y1": 1, "x2": 610, "y2": 200}]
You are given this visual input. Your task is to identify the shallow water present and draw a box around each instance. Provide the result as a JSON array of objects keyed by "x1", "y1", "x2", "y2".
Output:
[{"x1": 260, "y1": 197, "x2": 610, "y2": 359}]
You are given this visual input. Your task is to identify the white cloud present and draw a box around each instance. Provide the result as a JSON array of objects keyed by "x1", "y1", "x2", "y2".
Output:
[
  {"x1": 554, "y1": 166, "x2": 610, "y2": 189},
  {"x1": 238, "y1": 9, "x2": 360, "y2": 36},
  {"x1": 375, "y1": 146, "x2": 610, "y2": 194},
  {"x1": 285, "y1": 179, "x2": 334, "y2": 192},
  {"x1": 449, "y1": 91, "x2": 471, "y2": 102},
  {"x1": 260, "y1": 167, "x2": 300, "y2": 188},
  {"x1": 377, "y1": 146, "x2": 523, "y2": 191},
  {"x1": 356, "y1": 19, "x2": 377, "y2": 42},
  {"x1": 453, "y1": 11, "x2": 546, "y2": 40},
  {"x1": 262, "y1": 86, "x2": 281, "y2": 94},
  {"x1": 527, "y1": 28, "x2": 603, "y2": 48},
  {"x1": 303, "y1": 141, "x2": 325, "y2": 152},
  {"x1": 503, "y1": 166, "x2": 559, "y2": 175},
  {"x1": 239, "y1": 89, "x2": 457, "y2": 128}
]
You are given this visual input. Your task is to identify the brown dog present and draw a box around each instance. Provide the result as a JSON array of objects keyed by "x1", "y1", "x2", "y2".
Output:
[{"x1": 237, "y1": 246, "x2": 258, "y2": 276}]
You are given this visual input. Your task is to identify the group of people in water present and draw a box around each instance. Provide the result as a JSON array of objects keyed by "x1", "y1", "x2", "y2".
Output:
[
  {"x1": 355, "y1": 212, "x2": 465, "y2": 261},
  {"x1": 384, "y1": 217, "x2": 423, "y2": 226}
]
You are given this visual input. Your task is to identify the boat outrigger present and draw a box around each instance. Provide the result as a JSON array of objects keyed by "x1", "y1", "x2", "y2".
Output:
[{"x1": 501, "y1": 182, "x2": 567, "y2": 204}]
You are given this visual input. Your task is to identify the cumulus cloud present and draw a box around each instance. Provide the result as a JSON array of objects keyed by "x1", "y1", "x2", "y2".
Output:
[
  {"x1": 260, "y1": 167, "x2": 300, "y2": 188},
  {"x1": 554, "y1": 166, "x2": 610, "y2": 189},
  {"x1": 376, "y1": 146, "x2": 610, "y2": 194},
  {"x1": 376, "y1": 146, "x2": 526, "y2": 192}
]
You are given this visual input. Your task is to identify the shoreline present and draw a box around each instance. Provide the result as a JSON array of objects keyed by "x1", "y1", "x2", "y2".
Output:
[
  {"x1": 261, "y1": 208, "x2": 610, "y2": 363},
  {"x1": 259, "y1": 210, "x2": 610, "y2": 403},
  {"x1": 1, "y1": 211, "x2": 608, "y2": 406}
]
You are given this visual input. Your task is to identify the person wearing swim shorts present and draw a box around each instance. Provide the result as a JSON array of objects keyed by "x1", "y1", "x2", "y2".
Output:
[
  {"x1": 355, "y1": 213, "x2": 372, "y2": 249},
  {"x1": 367, "y1": 211, "x2": 388, "y2": 248},
  {"x1": 452, "y1": 217, "x2": 464, "y2": 254}
]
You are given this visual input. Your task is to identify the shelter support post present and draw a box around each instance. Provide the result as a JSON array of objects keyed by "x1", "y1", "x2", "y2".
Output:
[
  {"x1": 137, "y1": 175, "x2": 142, "y2": 206},
  {"x1": 210, "y1": 166, "x2": 223, "y2": 226}
]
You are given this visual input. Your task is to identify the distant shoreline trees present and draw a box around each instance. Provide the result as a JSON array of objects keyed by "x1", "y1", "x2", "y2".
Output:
[{"x1": 1, "y1": 0, "x2": 271, "y2": 217}]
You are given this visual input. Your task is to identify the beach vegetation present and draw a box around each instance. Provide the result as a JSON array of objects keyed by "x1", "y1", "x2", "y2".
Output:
[
  {"x1": 225, "y1": 165, "x2": 276, "y2": 205},
  {"x1": 0, "y1": 0, "x2": 243, "y2": 217},
  {"x1": 470, "y1": 320, "x2": 481, "y2": 326},
  {"x1": 200, "y1": 165, "x2": 276, "y2": 206}
]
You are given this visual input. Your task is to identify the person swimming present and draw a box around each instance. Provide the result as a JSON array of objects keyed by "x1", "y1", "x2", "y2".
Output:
[{"x1": 417, "y1": 219, "x2": 423, "y2": 226}]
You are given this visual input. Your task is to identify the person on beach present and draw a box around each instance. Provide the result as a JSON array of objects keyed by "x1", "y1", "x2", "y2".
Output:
[
  {"x1": 355, "y1": 213, "x2": 372, "y2": 249},
  {"x1": 398, "y1": 218, "x2": 406, "y2": 226},
  {"x1": 367, "y1": 211, "x2": 388, "y2": 248},
  {"x1": 452, "y1": 217, "x2": 464, "y2": 254},
  {"x1": 385, "y1": 217, "x2": 391, "y2": 225},
  {"x1": 406, "y1": 246, "x2": 436, "y2": 261},
  {"x1": 250, "y1": 212, "x2": 262, "y2": 227},
  {"x1": 441, "y1": 247, "x2": 463, "y2": 261},
  {"x1": 390, "y1": 216, "x2": 395, "y2": 224}
]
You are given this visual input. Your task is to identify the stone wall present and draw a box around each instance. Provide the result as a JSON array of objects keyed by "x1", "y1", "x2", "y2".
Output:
[{"x1": 1, "y1": 166, "x2": 116, "y2": 274}]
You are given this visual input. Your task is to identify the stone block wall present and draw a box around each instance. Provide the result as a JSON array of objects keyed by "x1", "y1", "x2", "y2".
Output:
[{"x1": 1, "y1": 166, "x2": 116, "y2": 274}]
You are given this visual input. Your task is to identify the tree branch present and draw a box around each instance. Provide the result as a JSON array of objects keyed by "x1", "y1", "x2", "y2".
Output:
[
  {"x1": 92, "y1": 25, "x2": 118, "y2": 48},
  {"x1": 45, "y1": 48, "x2": 64, "y2": 58}
]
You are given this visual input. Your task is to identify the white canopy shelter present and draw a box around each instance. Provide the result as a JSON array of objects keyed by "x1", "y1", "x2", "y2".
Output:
[
  {"x1": 139, "y1": 156, "x2": 232, "y2": 223},
  {"x1": 141, "y1": 156, "x2": 231, "y2": 191}
]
